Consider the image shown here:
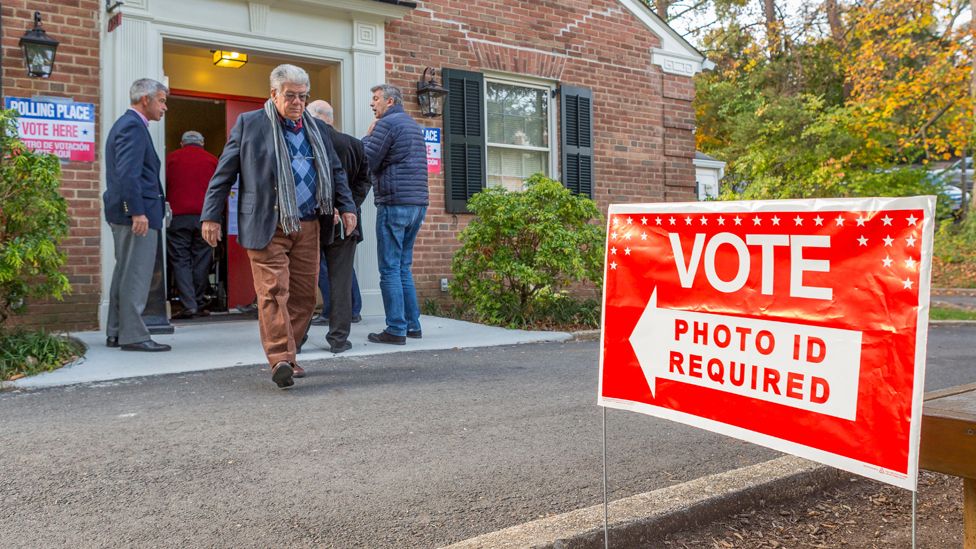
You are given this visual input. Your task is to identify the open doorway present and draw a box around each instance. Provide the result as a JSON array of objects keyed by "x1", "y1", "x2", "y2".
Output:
[{"x1": 162, "y1": 41, "x2": 340, "y2": 320}]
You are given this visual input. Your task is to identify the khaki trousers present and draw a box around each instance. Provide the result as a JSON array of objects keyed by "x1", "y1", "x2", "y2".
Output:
[{"x1": 247, "y1": 220, "x2": 319, "y2": 367}]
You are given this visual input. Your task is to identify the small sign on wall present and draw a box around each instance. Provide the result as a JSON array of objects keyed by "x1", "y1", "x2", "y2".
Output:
[
  {"x1": 424, "y1": 128, "x2": 441, "y2": 174},
  {"x1": 4, "y1": 97, "x2": 96, "y2": 162}
]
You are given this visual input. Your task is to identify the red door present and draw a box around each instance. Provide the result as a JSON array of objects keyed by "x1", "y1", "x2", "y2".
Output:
[{"x1": 225, "y1": 99, "x2": 265, "y2": 310}]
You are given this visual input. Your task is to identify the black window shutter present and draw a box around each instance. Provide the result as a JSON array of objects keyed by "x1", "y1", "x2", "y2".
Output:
[
  {"x1": 560, "y1": 86, "x2": 594, "y2": 198},
  {"x1": 442, "y1": 68, "x2": 485, "y2": 214}
]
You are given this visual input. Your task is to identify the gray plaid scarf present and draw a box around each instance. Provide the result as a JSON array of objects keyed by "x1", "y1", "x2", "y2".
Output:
[{"x1": 264, "y1": 99, "x2": 333, "y2": 234}]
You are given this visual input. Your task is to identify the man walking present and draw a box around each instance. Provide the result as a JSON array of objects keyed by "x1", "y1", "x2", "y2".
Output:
[
  {"x1": 165, "y1": 130, "x2": 218, "y2": 319},
  {"x1": 200, "y1": 64, "x2": 355, "y2": 388},
  {"x1": 103, "y1": 78, "x2": 171, "y2": 352},
  {"x1": 306, "y1": 100, "x2": 371, "y2": 353},
  {"x1": 362, "y1": 84, "x2": 428, "y2": 345}
]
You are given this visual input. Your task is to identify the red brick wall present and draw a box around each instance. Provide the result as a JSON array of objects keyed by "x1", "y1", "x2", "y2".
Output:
[
  {"x1": 384, "y1": 0, "x2": 697, "y2": 303},
  {"x1": 1, "y1": 1, "x2": 101, "y2": 330}
]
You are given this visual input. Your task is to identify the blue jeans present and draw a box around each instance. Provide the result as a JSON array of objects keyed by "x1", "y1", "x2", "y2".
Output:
[
  {"x1": 376, "y1": 204, "x2": 426, "y2": 336},
  {"x1": 317, "y1": 252, "x2": 362, "y2": 317}
]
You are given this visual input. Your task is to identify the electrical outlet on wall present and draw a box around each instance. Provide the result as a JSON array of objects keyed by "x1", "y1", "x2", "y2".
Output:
[{"x1": 440, "y1": 278, "x2": 449, "y2": 292}]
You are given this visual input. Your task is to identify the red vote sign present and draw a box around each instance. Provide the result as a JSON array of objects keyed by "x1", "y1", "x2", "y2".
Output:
[{"x1": 598, "y1": 197, "x2": 935, "y2": 490}]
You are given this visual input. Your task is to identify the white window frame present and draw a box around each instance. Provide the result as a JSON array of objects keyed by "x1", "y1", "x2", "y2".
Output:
[{"x1": 483, "y1": 73, "x2": 558, "y2": 188}]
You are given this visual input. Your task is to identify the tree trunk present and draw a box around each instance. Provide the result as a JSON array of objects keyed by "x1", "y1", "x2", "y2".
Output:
[
  {"x1": 656, "y1": 0, "x2": 671, "y2": 19},
  {"x1": 825, "y1": 0, "x2": 844, "y2": 46},
  {"x1": 764, "y1": 0, "x2": 781, "y2": 56},
  {"x1": 970, "y1": 0, "x2": 976, "y2": 213}
]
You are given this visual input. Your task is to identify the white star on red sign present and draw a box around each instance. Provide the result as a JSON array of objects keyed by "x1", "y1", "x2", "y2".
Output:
[
  {"x1": 771, "y1": 215, "x2": 781, "y2": 226},
  {"x1": 902, "y1": 278, "x2": 913, "y2": 289},
  {"x1": 685, "y1": 217, "x2": 693, "y2": 225},
  {"x1": 882, "y1": 255, "x2": 893, "y2": 267},
  {"x1": 641, "y1": 232, "x2": 648, "y2": 240},
  {"x1": 814, "y1": 215, "x2": 824, "y2": 226},
  {"x1": 655, "y1": 217, "x2": 662, "y2": 225},
  {"x1": 700, "y1": 216, "x2": 708, "y2": 225},
  {"x1": 627, "y1": 217, "x2": 633, "y2": 225},
  {"x1": 856, "y1": 216, "x2": 867, "y2": 227},
  {"x1": 834, "y1": 214, "x2": 845, "y2": 226},
  {"x1": 752, "y1": 215, "x2": 762, "y2": 225},
  {"x1": 734, "y1": 216, "x2": 742, "y2": 226},
  {"x1": 669, "y1": 217, "x2": 676, "y2": 225},
  {"x1": 857, "y1": 236, "x2": 868, "y2": 246},
  {"x1": 624, "y1": 247, "x2": 631, "y2": 255},
  {"x1": 882, "y1": 215, "x2": 893, "y2": 226},
  {"x1": 717, "y1": 217, "x2": 725, "y2": 226},
  {"x1": 907, "y1": 214, "x2": 918, "y2": 226},
  {"x1": 641, "y1": 217, "x2": 647, "y2": 225},
  {"x1": 906, "y1": 235, "x2": 916, "y2": 247},
  {"x1": 794, "y1": 215, "x2": 803, "y2": 226},
  {"x1": 610, "y1": 247, "x2": 617, "y2": 255},
  {"x1": 883, "y1": 235, "x2": 894, "y2": 247},
  {"x1": 905, "y1": 257, "x2": 917, "y2": 269},
  {"x1": 610, "y1": 261, "x2": 618, "y2": 270}
]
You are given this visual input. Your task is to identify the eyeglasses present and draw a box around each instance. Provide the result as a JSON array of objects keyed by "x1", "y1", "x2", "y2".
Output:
[{"x1": 281, "y1": 92, "x2": 310, "y2": 103}]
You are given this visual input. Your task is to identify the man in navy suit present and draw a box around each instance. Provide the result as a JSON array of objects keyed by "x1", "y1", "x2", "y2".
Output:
[{"x1": 102, "y1": 78, "x2": 171, "y2": 352}]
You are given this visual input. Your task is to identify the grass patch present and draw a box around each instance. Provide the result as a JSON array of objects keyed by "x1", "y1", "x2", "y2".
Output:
[
  {"x1": 1, "y1": 329, "x2": 83, "y2": 381},
  {"x1": 930, "y1": 306, "x2": 976, "y2": 321}
]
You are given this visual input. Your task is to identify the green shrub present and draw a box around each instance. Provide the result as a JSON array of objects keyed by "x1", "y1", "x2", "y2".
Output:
[
  {"x1": 450, "y1": 174, "x2": 604, "y2": 328},
  {"x1": 0, "y1": 108, "x2": 70, "y2": 324},
  {"x1": 933, "y1": 214, "x2": 976, "y2": 288},
  {"x1": 0, "y1": 329, "x2": 81, "y2": 380}
]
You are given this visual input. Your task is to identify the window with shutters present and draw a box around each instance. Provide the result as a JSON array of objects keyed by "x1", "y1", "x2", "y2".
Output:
[
  {"x1": 443, "y1": 68, "x2": 591, "y2": 211},
  {"x1": 485, "y1": 79, "x2": 554, "y2": 192}
]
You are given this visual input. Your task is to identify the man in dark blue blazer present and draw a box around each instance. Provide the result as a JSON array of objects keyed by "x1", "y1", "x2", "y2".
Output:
[{"x1": 102, "y1": 78, "x2": 171, "y2": 352}]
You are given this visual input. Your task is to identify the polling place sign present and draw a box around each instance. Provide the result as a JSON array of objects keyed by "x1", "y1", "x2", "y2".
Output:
[
  {"x1": 4, "y1": 97, "x2": 96, "y2": 162},
  {"x1": 598, "y1": 197, "x2": 935, "y2": 490}
]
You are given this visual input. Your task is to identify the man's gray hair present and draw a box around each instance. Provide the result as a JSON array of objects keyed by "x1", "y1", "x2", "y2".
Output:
[
  {"x1": 129, "y1": 78, "x2": 168, "y2": 104},
  {"x1": 306, "y1": 100, "x2": 334, "y2": 125},
  {"x1": 371, "y1": 84, "x2": 403, "y2": 106},
  {"x1": 181, "y1": 130, "x2": 204, "y2": 146},
  {"x1": 270, "y1": 64, "x2": 310, "y2": 92}
]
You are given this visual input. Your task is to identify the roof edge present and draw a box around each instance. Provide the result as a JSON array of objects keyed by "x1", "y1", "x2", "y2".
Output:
[{"x1": 618, "y1": 0, "x2": 711, "y2": 76}]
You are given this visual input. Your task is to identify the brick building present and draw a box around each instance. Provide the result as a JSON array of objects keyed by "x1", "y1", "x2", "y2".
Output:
[{"x1": 0, "y1": 0, "x2": 706, "y2": 331}]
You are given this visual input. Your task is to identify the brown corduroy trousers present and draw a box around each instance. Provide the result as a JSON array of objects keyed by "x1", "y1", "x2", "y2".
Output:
[{"x1": 247, "y1": 220, "x2": 319, "y2": 367}]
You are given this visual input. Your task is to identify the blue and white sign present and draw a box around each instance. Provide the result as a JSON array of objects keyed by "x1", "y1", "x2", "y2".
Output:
[
  {"x1": 4, "y1": 97, "x2": 96, "y2": 161},
  {"x1": 424, "y1": 127, "x2": 441, "y2": 174}
]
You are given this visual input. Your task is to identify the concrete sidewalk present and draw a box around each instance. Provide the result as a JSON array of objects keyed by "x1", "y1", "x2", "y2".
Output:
[{"x1": 5, "y1": 314, "x2": 571, "y2": 390}]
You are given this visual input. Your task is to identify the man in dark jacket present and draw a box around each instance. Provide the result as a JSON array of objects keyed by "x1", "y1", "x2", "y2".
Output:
[
  {"x1": 165, "y1": 130, "x2": 217, "y2": 319},
  {"x1": 361, "y1": 84, "x2": 428, "y2": 346},
  {"x1": 306, "y1": 100, "x2": 371, "y2": 353},
  {"x1": 103, "y1": 78, "x2": 171, "y2": 352},
  {"x1": 200, "y1": 64, "x2": 355, "y2": 388}
]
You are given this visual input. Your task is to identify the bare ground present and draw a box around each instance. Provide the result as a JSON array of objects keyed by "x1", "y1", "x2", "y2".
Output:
[{"x1": 657, "y1": 471, "x2": 964, "y2": 548}]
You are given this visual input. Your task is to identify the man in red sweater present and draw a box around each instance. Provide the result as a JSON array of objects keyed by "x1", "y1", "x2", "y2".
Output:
[{"x1": 166, "y1": 130, "x2": 218, "y2": 319}]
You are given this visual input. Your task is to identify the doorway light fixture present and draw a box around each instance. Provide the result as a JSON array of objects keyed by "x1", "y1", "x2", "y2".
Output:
[
  {"x1": 212, "y1": 50, "x2": 247, "y2": 69},
  {"x1": 20, "y1": 11, "x2": 60, "y2": 78},
  {"x1": 416, "y1": 67, "x2": 448, "y2": 117}
]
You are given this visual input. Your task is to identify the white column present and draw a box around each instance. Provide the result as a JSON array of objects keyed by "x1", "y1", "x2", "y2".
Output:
[{"x1": 351, "y1": 20, "x2": 386, "y2": 316}]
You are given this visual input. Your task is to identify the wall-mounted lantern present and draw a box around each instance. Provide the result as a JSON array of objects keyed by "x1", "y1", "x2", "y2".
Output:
[
  {"x1": 19, "y1": 12, "x2": 60, "y2": 78},
  {"x1": 416, "y1": 67, "x2": 448, "y2": 117},
  {"x1": 212, "y1": 50, "x2": 248, "y2": 69}
]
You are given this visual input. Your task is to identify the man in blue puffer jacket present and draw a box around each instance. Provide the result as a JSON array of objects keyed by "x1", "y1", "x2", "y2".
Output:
[{"x1": 362, "y1": 84, "x2": 429, "y2": 345}]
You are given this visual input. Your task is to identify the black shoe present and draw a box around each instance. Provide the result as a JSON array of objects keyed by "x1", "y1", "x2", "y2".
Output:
[
  {"x1": 351, "y1": 314, "x2": 362, "y2": 323},
  {"x1": 297, "y1": 332, "x2": 309, "y2": 354},
  {"x1": 271, "y1": 361, "x2": 294, "y2": 388},
  {"x1": 367, "y1": 331, "x2": 406, "y2": 345},
  {"x1": 120, "y1": 339, "x2": 171, "y2": 352},
  {"x1": 310, "y1": 315, "x2": 329, "y2": 326},
  {"x1": 172, "y1": 308, "x2": 197, "y2": 320},
  {"x1": 407, "y1": 330, "x2": 422, "y2": 339},
  {"x1": 106, "y1": 336, "x2": 119, "y2": 348},
  {"x1": 330, "y1": 340, "x2": 353, "y2": 353}
]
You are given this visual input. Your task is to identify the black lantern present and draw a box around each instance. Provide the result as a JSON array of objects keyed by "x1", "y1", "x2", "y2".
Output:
[
  {"x1": 416, "y1": 67, "x2": 448, "y2": 117},
  {"x1": 19, "y1": 12, "x2": 60, "y2": 78}
]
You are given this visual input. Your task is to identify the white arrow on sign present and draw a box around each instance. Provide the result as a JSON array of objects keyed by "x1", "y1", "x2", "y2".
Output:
[{"x1": 628, "y1": 289, "x2": 863, "y2": 421}]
